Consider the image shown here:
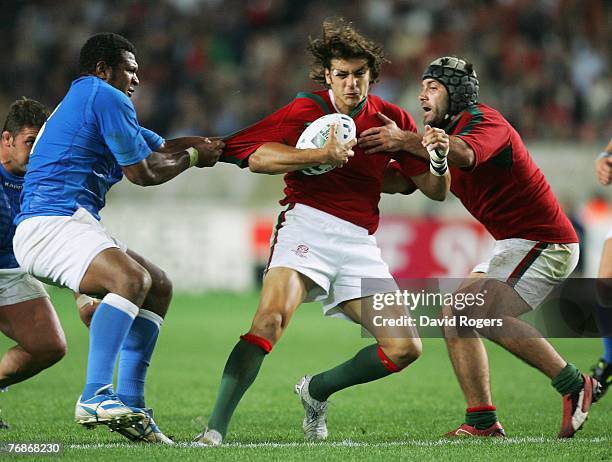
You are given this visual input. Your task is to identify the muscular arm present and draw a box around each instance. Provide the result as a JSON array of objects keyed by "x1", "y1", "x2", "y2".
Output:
[
  {"x1": 398, "y1": 132, "x2": 475, "y2": 168},
  {"x1": 248, "y1": 143, "x2": 327, "y2": 174},
  {"x1": 123, "y1": 138, "x2": 224, "y2": 186},
  {"x1": 248, "y1": 126, "x2": 356, "y2": 175},
  {"x1": 382, "y1": 125, "x2": 451, "y2": 199},
  {"x1": 358, "y1": 112, "x2": 475, "y2": 168},
  {"x1": 409, "y1": 170, "x2": 450, "y2": 201},
  {"x1": 156, "y1": 137, "x2": 214, "y2": 154},
  {"x1": 122, "y1": 150, "x2": 191, "y2": 186},
  {"x1": 381, "y1": 164, "x2": 449, "y2": 200}
]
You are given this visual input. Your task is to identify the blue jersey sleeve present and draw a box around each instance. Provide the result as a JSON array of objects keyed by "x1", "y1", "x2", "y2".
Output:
[
  {"x1": 93, "y1": 88, "x2": 152, "y2": 166},
  {"x1": 141, "y1": 127, "x2": 164, "y2": 151}
]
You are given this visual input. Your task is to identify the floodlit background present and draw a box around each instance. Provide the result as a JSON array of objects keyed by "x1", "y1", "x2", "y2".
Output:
[{"x1": 1, "y1": 0, "x2": 610, "y2": 290}]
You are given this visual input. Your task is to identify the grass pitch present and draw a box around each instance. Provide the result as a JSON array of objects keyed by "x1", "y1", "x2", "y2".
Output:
[{"x1": 0, "y1": 290, "x2": 609, "y2": 461}]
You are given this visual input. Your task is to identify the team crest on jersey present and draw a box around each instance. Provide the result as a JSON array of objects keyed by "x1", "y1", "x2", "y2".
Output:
[{"x1": 292, "y1": 245, "x2": 309, "y2": 258}]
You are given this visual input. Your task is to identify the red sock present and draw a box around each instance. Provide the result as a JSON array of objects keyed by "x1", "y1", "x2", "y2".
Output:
[
  {"x1": 377, "y1": 346, "x2": 401, "y2": 372},
  {"x1": 240, "y1": 333, "x2": 272, "y2": 353}
]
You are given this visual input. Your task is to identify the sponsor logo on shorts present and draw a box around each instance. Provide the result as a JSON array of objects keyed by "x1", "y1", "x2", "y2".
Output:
[{"x1": 292, "y1": 245, "x2": 309, "y2": 258}]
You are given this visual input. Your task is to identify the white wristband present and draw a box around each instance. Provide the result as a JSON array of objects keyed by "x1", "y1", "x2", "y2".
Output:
[
  {"x1": 187, "y1": 147, "x2": 199, "y2": 168},
  {"x1": 430, "y1": 162, "x2": 447, "y2": 176},
  {"x1": 597, "y1": 151, "x2": 612, "y2": 160},
  {"x1": 428, "y1": 147, "x2": 448, "y2": 176}
]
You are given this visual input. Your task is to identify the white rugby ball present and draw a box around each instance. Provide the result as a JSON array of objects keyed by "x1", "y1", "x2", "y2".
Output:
[{"x1": 296, "y1": 113, "x2": 356, "y2": 175}]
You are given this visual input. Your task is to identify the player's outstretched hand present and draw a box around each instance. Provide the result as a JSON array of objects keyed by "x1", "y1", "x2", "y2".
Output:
[
  {"x1": 596, "y1": 155, "x2": 612, "y2": 186},
  {"x1": 421, "y1": 125, "x2": 449, "y2": 157},
  {"x1": 194, "y1": 138, "x2": 225, "y2": 168},
  {"x1": 358, "y1": 112, "x2": 403, "y2": 154},
  {"x1": 322, "y1": 124, "x2": 356, "y2": 167}
]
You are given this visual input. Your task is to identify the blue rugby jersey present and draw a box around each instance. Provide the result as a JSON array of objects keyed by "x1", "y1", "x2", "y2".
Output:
[
  {"x1": 0, "y1": 165, "x2": 23, "y2": 268},
  {"x1": 16, "y1": 76, "x2": 163, "y2": 224}
]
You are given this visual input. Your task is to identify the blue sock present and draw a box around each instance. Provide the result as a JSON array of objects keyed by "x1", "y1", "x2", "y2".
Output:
[
  {"x1": 604, "y1": 337, "x2": 612, "y2": 363},
  {"x1": 82, "y1": 294, "x2": 139, "y2": 400},
  {"x1": 117, "y1": 309, "x2": 163, "y2": 408}
]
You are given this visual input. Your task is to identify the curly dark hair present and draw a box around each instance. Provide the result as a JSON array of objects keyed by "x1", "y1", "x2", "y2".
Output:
[
  {"x1": 79, "y1": 32, "x2": 136, "y2": 74},
  {"x1": 3, "y1": 97, "x2": 49, "y2": 135},
  {"x1": 307, "y1": 18, "x2": 387, "y2": 87}
]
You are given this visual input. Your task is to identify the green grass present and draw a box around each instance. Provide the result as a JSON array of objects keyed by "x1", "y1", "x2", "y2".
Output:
[{"x1": 0, "y1": 289, "x2": 609, "y2": 461}]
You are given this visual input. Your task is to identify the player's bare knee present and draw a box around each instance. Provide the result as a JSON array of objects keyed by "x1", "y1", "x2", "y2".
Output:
[
  {"x1": 154, "y1": 269, "x2": 173, "y2": 300},
  {"x1": 251, "y1": 310, "x2": 285, "y2": 344},
  {"x1": 400, "y1": 337, "x2": 422, "y2": 365},
  {"x1": 144, "y1": 270, "x2": 173, "y2": 317},
  {"x1": 29, "y1": 336, "x2": 67, "y2": 368},
  {"x1": 129, "y1": 267, "x2": 152, "y2": 295},
  {"x1": 42, "y1": 342, "x2": 67, "y2": 366},
  {"x1": 383, "y1": 338, "x2": 422, "y2": 368},
  {"x1": 112, "y1": 266, "x2": 152, "y2": 302}
]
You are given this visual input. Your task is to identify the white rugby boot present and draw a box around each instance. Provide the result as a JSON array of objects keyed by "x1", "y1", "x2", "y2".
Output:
[
  {"x1": 74, "y1": 384, "x2": 146, "y2": 429},
  {"x1": 295, "y1": 375, "x2": 328, "y2": 440},
  {"x1": 193, "y1": 428, "x2": 223, "y2": 446}
]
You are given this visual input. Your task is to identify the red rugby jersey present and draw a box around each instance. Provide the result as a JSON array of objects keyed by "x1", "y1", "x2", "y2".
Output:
[
  {"x1": 222, "y1": 90, "x2": 428, "y2": 234},
  {"x1": 397, "y1": 104, "x2": 577, "y2": 243}
]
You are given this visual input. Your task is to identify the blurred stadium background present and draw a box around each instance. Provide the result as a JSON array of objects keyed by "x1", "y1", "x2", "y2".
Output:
[{"x1": 1, "y1": 0, "x2": 609, "y2": 291}]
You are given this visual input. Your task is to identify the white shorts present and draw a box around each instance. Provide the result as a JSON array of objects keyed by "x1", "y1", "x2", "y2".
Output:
[
  {"x1": 267, "y1": 204, "x2": 397, "y2": 319},
  {"x1": 13, "y1": 208, "x2": 127, "y2": 292},
  {"x1": 472, "y1": 238, "x2": 579, "y2": 309},
  {"x1": 0, "y1": 268, "x2": 48, "y2": 306}
]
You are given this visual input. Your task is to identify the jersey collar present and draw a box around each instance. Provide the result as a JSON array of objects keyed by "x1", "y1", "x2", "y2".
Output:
[
  {"x1": 327, "y1": 89, "x2": 367, "y2": 118},
  {"x1": 444, "y1": 105, "x2": 479, "y2": 133},
  {"x1": 444, "y1": 112, "x2": 463, "y2": 134}
]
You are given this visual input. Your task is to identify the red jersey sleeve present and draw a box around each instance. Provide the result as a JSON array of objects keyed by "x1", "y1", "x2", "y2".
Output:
[
  {"x1": 384, "y1": 102, "x2": 429, "y2": 176},
  {"x1": 455, "y1": 107, "x2": 511, "y2": 168},
  {"x1": 220, "y1": 97, "x2": 327, "y2": 168},
  {"x1": 220, "y1": 102, "x2": 294, "y2": 168}
]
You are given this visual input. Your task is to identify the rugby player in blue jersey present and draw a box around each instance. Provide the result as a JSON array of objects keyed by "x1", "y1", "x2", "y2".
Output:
[
  {"x1": 13, "y1": 33, "x2": 224, "y2": 443},
  {"x1": 0, "y1": 98, "x2": 58, "y2": 429}
]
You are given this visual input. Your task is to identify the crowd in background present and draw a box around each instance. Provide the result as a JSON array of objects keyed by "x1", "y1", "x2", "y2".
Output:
[{"x1": 0, "y1": 0, "x2": 609, "y2": 141}]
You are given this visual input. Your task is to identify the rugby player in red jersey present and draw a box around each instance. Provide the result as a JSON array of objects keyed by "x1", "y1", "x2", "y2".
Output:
[
  {"x1": 194, "y1": 20, "x2": 450, "y2": 445},
  {"x1": 360, "y1": 56, "x2": 601, "y2": 438}
]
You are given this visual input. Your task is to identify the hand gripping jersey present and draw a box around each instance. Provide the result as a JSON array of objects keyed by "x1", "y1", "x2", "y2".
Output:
[
  {"x1": 15, "y1": 76, "x2": 163, "y2": 225},
  {"x1": 222, "y1": 89, "x2": 428, "y2": 234}
]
